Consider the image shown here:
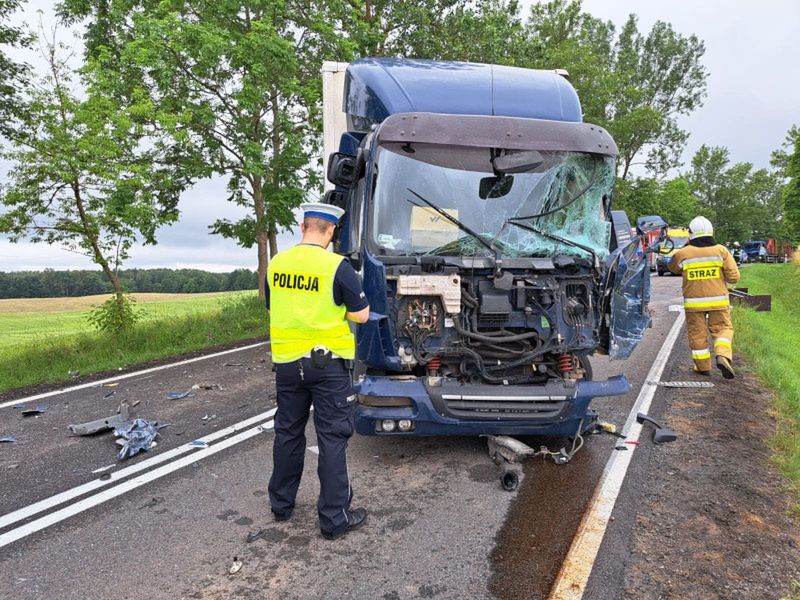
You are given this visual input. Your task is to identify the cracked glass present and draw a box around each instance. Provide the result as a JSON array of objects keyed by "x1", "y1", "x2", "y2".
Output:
[{"x1": 370, "y1": 142, "x2": 614, "y2": 260}]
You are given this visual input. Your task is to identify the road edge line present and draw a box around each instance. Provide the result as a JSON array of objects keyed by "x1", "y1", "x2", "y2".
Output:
[
  {"x1": 548, "y1": 311, "x2": 686, "y2": 600},
  {"x1": 0, "y1": 407, "x2": 277, "y2": 530},
  {"x1": 0, "y1": 419, "x2": 276, "y2": 549},
  {"x1": 0, "y1": 341, "x2": 268, "y2": 409}
]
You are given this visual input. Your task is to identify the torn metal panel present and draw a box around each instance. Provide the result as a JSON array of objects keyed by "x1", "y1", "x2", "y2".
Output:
[{"x1": 68, "y1": 403, "x2": 130, "y2": 436}]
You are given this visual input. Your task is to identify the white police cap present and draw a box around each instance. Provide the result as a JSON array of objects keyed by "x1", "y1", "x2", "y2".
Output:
[{"x1": 301, "y1": 202, "x2": 345, "y2": 225}]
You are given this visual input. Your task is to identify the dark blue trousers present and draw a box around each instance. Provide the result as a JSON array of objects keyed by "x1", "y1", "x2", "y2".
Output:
[{"x1": 268, "y1": 357, "x2": 356, "y2": 535}]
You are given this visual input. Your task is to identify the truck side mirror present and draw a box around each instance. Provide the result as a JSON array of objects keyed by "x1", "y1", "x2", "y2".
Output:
[
  {"x1": 323, "y1": 189, "x2": 348, "y2": 210},
  {"x1": 327, "y1": 152, "x2": 359, "y2": 188}
]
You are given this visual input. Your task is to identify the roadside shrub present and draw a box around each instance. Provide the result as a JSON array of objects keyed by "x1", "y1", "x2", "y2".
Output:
[{"x1": 87, "y1": 294, "x2": 141, "y2": 333}]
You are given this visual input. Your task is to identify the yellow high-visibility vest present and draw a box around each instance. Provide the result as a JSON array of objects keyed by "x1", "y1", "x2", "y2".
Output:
[{"x1": 267, "y1": 244, "x2": 355, "y2": 363}]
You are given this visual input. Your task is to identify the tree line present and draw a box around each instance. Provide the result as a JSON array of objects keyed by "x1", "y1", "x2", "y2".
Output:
[
  {"x1": 1, "y1": 0, "x2": 798, "y2": 326},
  {"x1": 0, "y1": 268, "x2": 258, "y2": 299}
]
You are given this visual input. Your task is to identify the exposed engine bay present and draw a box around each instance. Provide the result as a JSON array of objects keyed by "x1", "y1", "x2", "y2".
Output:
[{"x1": 385, "y1": 261, "x2": 596, "y2": 386}]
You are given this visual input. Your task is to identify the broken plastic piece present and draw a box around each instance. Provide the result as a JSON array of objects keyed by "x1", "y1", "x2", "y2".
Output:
[
  {"x1": 201, "y1": 414, "x2": 217, "y2": 422},
  {"x1": 167, "y1": 391, "x2": 192, "y2": 400},
  {"x1": 636, "y1": 412, "x2": 678, "y2": 444},
  {"x1": 68, "y1": 370, "x2": 80, "y2": 378},
  {"x1": 190, "y1": 440, "x2": 209, "y2": 448},
  {"x1": 224, "y1": 362, "x2": 244, "y2": 367},
  {"x1": 229, "y1": 557, "x2": 243, "y2": 575},
  {"x1": 614, "y1": 445, "x2": 628, "y2": 451},
  {"x1": 69, "y1": 403, "x2": 130, "y2": 436},
  {"x1": 624, "y1": 440, "x2": 641, "y2": 446},
  {"x1": 103, "y1": 382, "x2": 119, "y2": 388},
  {"x1": 114, "y1": 418, "x2": 164, "y2": 460},
  {"x1": 246, "y1": 529, "x2": 267, "y2": 543},
  {"x1": 103, "y1": 391, "x2": 116, "y2": 399},
  {"x1": 0, "y1": 436, "x2": 17, "y2": 443},
  {"x1": 21, "y1": 404, "x2": 48, "y2": 416}
]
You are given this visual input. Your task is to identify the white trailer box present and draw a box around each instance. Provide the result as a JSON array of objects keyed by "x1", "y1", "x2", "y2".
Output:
[{"x1": 321, "y1": 61, "x2": 349, "y2": 191}]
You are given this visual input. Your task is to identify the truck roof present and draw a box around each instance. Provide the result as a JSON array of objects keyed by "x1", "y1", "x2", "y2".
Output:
[{"x1": 344, "y1": 58, "x2": 583, "y2": 128}]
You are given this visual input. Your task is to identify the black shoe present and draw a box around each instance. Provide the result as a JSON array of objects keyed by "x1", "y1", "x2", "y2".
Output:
[
  {"x1": 693, "y1": 368, "x2": 711, "y2": 376},
  {"x1": 272, "y1": 509, "x2": 292, "y2": 522},
  {"x1": 321, "y1": 507, "x2": 368, "y2": 540},
  {"x1": 716, "y1": 356, "x2": 735, "y2": 380}
]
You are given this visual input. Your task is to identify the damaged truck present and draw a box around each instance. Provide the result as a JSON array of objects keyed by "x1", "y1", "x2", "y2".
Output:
[{"x1": 319, "y1": 59, "x2": 659, "y2": 441}]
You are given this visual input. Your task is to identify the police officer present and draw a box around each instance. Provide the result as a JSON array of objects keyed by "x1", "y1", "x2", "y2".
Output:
[
  {"x1": 266, "y1": 202, "x2": 370, "y2": 540},
  {"x1": 668, "y1": 216, "x2": 740, "y2": 378}
]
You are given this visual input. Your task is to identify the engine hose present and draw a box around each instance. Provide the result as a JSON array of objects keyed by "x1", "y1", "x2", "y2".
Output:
[{"x1": 453, "y1": 316, "x2": 540, "y2": 343}]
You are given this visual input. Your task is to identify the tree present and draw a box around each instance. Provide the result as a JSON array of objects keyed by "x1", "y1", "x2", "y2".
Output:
[
  {"x1": 658, "y1": 177, "x2": 699, "y2": 226},
  {"x1": 0, "y1": 33, "x2": 186, "y2": 329},
  {"x1": 770, "y1": 124, "x2": 800, "y2": 177},
  {"x1": 62, "y1": 0, "x2": 352, "y2": 297},
  {"x1": 783, "y1": 137, "x2": 800, "y2": 244},
  {"x1": 607, "y1": 15, "x2": 706, "y2": 179},
  {"x1": 0, "y1": 0, "x2": 31, "y2": 132}
]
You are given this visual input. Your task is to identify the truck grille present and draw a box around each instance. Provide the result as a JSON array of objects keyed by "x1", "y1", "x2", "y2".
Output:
[{"x1": 441, "y1": 393, "x2": 569, "y2": 420}]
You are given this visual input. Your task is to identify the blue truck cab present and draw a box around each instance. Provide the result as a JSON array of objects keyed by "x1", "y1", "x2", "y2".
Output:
[{"x1": 321, "y1": 59, "x2": 655, "y2": 438}]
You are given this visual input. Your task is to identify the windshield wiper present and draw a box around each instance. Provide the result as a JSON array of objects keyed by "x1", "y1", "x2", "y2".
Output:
[
  {"x1": 508, "y1": 160, "x2": 600, "y2": 223},
  {"x1": 406, "y1": 188, "x2": 501, "y2": 263},
  {"x1": 506, "y1": 220, "x2": 598, "y2": 267}
]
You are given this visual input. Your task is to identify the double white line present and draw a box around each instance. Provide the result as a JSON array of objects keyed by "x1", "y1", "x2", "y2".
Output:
[{"x1": 0, "y1": 408, "x2": 277, "y2": 549}]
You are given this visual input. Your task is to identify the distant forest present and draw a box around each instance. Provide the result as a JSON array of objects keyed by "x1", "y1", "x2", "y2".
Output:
[{"x1": 0, "y1": 268, "x2": 258, "y2": 299}]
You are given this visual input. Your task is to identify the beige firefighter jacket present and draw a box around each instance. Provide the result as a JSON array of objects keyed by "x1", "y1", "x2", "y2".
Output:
[{"x1": 668, "y1": 243, "x2": 740, "y2": 311}]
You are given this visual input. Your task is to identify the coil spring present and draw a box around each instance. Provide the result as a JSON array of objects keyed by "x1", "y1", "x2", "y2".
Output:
[
  {"x1": 558, "y1": 353, "x2": 574, "y2": 373},
  {"x1": 427, "y1": 356, "x2": 442, "y2": 371}
]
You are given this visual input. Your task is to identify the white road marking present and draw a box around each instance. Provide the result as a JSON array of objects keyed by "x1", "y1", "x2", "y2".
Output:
[
  {"x1": 0, "y1": 341, "x2": 269, "y2": 409},
  {"x1": 0, "y1": 408, "x2": 277, "y2": 531},
  {"x1": 0, "y1": 418, "x2": 276, "y2": 548},
  {"x1": 307, "y1": 445, "x2": 319, "y2": 455},
  {"x1": 548, "y1": 310, "x2": 686, "y2": 600}
]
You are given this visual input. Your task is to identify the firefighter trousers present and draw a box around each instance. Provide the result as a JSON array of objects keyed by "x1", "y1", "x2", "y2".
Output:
[{"x1": 685, "y1": 309, "x2": 733, "y2": 372}]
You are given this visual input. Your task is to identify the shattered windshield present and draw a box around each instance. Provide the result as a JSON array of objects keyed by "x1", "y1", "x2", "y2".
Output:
[{"x1": 370, "y1": 142, "x2": 614, "y2": 260}]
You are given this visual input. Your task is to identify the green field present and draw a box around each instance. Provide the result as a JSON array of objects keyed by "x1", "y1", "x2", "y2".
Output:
[
  {"x1": 0, "y1": 291, "x2": 267, "y2": 392},
  {"x1": 733, "y1": 262, "x2": 800, "y2": 510},
  {"x1": 0, "y1": 291, "x2": 257, "y2": 350}
]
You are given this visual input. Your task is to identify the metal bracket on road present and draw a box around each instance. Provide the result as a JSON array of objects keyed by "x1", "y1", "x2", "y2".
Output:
[
  {"x1": 68, "y1": 403, "x2": 130, "y2": 436},
  {"x1": 652, "y1": 381, "x2": 715, "y2": 388}
]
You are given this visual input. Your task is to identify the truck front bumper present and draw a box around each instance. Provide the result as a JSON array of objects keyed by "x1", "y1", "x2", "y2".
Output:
[{"x1": 354, "y1": 374, "x2": 631, "y2": 436}]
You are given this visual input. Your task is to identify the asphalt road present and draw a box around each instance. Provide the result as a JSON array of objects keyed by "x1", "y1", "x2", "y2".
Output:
[{"x1": 0, "y1": 276, "x2": 685, "y2": 600}]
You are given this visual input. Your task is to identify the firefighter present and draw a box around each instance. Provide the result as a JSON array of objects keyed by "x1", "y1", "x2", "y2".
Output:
[
  {"x1": 668, "y1": 216, "x2": 739, "y2": 378},
  {"x1": 266, "y1": 202, "x2": 370, "y2": 540}
]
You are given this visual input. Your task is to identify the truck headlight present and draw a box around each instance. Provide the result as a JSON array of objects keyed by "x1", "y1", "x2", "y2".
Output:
[
  {"x1": 380, "y1": 419, "x2": 396, "y2": 432},
  {"x1": 397, "y1": 419, "x2": 414, "y2": 432}
]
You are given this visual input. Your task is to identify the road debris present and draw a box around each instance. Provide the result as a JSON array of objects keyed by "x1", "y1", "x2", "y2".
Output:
[
  {"x1": 223, "y1": 362, "x2": 243, "y2": 367},
  {"x1": 191, "y1": 383, "x2": 223, "y2": 391},
  {"x1": 21, "y1": 404, "x2": 48, "y2": 417},
  {"x1": 0, "y1": 436, "x2": 17, "y2": 443},
  {"x1": 139, "y1": 497, "x2": 165, "y2": 509},
  {"x1": 201, "y1": 414, "x2": 217, "y2": 422},
  {"x1": 68, "y1": 370, "x2": 80, "y2": 378},
  {"x1": 167, "y1": 390, "x2": 192, "y2": 400},
  {"x1": 246, "y1": 529, "x2": 268, "y2": 543},
  {"x1": 190, "y1": 440, "x2": 209, "y2": 448},
  {"x1": 653, "y1": 380, "x2": 715, "y2": 388},
  {"x1": 103, "y1": 390, "x2": 116, "y2": 399},
  {"x1": 229, "y1": 557, "x2": 243, "y2": 575},
  {"x1": 91, "y1": 464, "x2": 115, "y2": 474},
  {"x1": 103, "y1": 382, "x2": 120, "y2": 388},
  {"x1": 68, "y1": 403, "x2": 130, "y2": 436},
  {"x1": 114, "y1": 418, "x2": 164, "y2": 460},
  {"x1": 636, "y1": 412, "x2": 678, "y2": 444},
  {"x1": 614, "y1": 446, "x2": 628, "y2": 451}
]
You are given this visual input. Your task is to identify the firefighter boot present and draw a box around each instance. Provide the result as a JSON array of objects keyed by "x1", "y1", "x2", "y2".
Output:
[{"x1": 716, "y1": 355, "x2": 735, "y2": 380}]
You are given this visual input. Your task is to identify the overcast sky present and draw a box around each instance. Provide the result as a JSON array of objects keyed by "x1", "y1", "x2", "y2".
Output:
[{"x1": 1, "y1": 0, "x2": 798, "y2": 272}]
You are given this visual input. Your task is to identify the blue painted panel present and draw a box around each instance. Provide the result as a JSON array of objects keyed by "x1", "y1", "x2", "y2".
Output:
[
  {"x1": 353, "y1": 374, "x2": 630, "y2": 436},
  {"x1": 345, "y1": 58, "x2": 582, "y2": 125}
]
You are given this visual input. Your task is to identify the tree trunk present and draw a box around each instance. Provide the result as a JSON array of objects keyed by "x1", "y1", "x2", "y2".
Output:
[
  {"x1": 269, "y1": 229, "x2": 279, "y2": 259},
  {"x1": 252, "y1": 176, "x2": 269, "y2": 297},
  {"x1": 72, "y1": 178, "x2": 123, "y2": 298}
]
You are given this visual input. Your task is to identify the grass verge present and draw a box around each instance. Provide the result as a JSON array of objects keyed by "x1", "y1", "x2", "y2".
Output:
[
  {"x1": 0, "y1": 293, "x2": 267, "y2": 392},
  {"x1": 732, "y1": 263, "x2": 800, "y2": 511}
]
